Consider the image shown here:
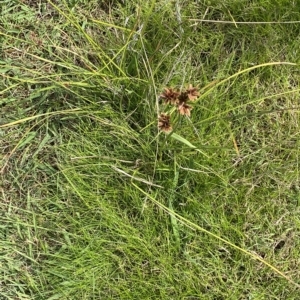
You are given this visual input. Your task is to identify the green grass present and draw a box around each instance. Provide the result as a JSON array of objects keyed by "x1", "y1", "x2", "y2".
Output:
[{"x1": 1, "y1": 0, "x2": 300, "y2": 299}]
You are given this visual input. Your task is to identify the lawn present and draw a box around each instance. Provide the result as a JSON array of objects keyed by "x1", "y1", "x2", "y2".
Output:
[{"x1": 1, "y1": 0, "x2": 300, "y2": 299}]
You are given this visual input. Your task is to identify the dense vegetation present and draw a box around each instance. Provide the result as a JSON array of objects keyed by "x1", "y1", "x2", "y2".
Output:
[{"x1": 1, "y1": 0, "x2": 300, "y2": 299}]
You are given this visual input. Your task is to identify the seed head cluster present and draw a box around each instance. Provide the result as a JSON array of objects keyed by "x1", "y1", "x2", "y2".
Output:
[{"x1": 158, "y1": 84, "x2": 199, "y2": 132}]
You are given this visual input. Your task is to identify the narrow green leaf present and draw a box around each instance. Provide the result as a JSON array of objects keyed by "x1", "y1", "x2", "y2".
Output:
[
  {"x1": 171, "y1": 133, "x2": 197, "y2": 149},
  {"x1": 17, "y1": 131, "x2": 37, "y2": 149},
  {"x1": 32, "y1": 133, "x2": 51, "y2": 158}
]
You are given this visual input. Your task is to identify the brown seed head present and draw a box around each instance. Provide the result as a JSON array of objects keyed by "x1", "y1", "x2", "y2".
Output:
[
  {"x1": 160, "y1": 88, "x2": 180, "y2": 105},
  {"x1": 186, "y1": 84, "x2": 199, "y2": 101},
  {"x1": 178, "y1": 103, "x2": 192, "y2": 117},
  {"x1": 158, "y1": 113, "x2": 172, "y2": 132}
]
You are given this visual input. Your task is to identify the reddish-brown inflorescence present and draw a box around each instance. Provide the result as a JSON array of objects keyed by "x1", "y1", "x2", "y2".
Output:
[
  {"x1": 158, "y1": 113, "x2": 172, "y2": 132},
  {"x1": 178, "y1": 102, "x2": 192, "y2": 117},
  {"x1": 158, "y1": 84, "x2": 199, "y2": 131},
  {"x1": 185, "y1": 84, "x2": 199, "y2": 101},
  {"x1": 160, "y1": 88, "x2": 180, "y2": 105}
]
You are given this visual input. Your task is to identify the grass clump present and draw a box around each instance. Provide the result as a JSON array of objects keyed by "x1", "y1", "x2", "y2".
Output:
[{"x1": 1, "y1": 0, "x2": 300, "y2": 299}]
